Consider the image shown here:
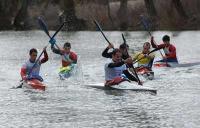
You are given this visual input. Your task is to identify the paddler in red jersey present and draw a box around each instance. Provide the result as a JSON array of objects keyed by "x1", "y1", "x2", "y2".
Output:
[
  {"x1": 151, "y1": 35, "x2": 178, "y2": 63},
  {"x1": 50, "y1": 39, "x2": 77, "y2": 70},
  {"x1": 20, "y1": 47, "x2": 48, "y2": 81}
]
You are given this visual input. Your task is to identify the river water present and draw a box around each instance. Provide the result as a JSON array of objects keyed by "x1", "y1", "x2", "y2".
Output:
[{"x1": 0, "y1": 31, "x2": 200, "y2": 128}]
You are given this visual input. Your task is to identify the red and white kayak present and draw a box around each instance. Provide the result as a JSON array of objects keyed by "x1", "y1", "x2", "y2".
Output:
[
  {"x1": 153, "y1": 61, "x2": 200, "y2": 68},
  {"x1": 153, "y1": 62, "x2": 178, "y2": 67},
  {"x1": 154, "y1": 63, "x2": 169, "y2": 67},
  {"x1": 22, "y1": 79, "x2": 46, "y2": 91}
]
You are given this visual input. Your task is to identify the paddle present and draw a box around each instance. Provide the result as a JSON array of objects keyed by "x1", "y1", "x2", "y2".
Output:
[
  {"x1": 140, "y1": 15, "x2": 167, "y2": 65},
  {"x1": 94, "y1": 20, "x2": 141, "y2": 85},
  {"x1": 16, "y1": 47, "x2": 47, "y2": 88},
  {"x1": 121, "y1": 33, "x2": 142, "y2": 85},
  {"x1": 16, "y1": 17, "x2": 65, "y2": 88},
  {"x1": 38, "y1": 17, "x2": 66, "y2": 49},
  {"x1": 132, "y1": 47, "x2": 160, "y2": 65},
  {"x1": 93, "y1": 20, "x2": 112, "y2": 45}
]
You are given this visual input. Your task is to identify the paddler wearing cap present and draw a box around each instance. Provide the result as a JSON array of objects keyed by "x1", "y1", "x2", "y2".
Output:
[{"x1": 49, "y1": 39, "x2": 77, "y2": 68}]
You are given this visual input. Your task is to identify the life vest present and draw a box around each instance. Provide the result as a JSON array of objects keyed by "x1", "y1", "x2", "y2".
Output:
[
  {"x1": 61, "y1": 51, "x2": 77, "y2": 67},
  {"x1": 133, "y1": 52, "x2": 155, "y2": 67},
  {"x1": 164, "y1": 44, "x2": 177, "y2": 59},
  {"x1": 22, "y1": 60, "x2": 41, "y2": 77},
  {"x1": 104, "y1": 60, "x2": 127, "y2": 81}
]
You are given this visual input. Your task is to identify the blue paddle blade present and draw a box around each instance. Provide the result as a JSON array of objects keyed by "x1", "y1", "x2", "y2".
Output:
[
  {"x1": 38, "y1": 17, "x2": 50, "y2": 38},
  {"x1": 140, "y1": 16, "x2": 150, "y2": 30}
]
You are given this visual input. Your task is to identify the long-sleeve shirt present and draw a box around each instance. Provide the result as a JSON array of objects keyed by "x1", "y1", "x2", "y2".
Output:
[
  {"x1": 151, "y1": 40, "x2": 177, "y2": 59},
  {"x1": 20, "y1": 50, "x2": 48, "y2": 80},
  {"x1": 51, "y1": 45, "x2": 77, "y2": 67},
  {"x1": 102, "y1": 47, "x2": 129, "y2": 60}
]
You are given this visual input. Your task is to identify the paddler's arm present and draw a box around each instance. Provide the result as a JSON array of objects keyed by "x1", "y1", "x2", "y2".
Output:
[
  {"x1": 151, "y1": 36, "x2": 166, "y2": 49},
  {"x1": 108, "y1": 61, "x2": 125, "y2": 68},
  {"x1": 20, "y1": 66, "x2": 27, "y2": 80},
  {"x1": 108, "y1": 58, "x2": 132, "y2": 68},
  {"x1": 51, "y1": 44, "x2": 62, "y2": 55},
  {"x1": 145, "y1": 52, "x2": 155, "y2": 60},
  {"x1": 49, "y1": 38, "x2": 63, "y2": 55},
  {"x1": 102, "y1": 43, "x2": 114, "y2": 58},
  {"x1": 102, "y1": 47, "x2": 112, "y2": 58},
  {"x1": 40, "y1": 46, "x2": 48, "y2": 64}
]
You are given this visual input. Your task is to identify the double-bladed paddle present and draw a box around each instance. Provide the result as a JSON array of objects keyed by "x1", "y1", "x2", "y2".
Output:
[
  {"x1": 93, "y1": 20, "x2": 112, "y2": 45},
  {"x1": 132, "y1": 47, "x2": 160, "y2": 65},
  {"x1": 38, "y1": 17, "x2": 66, "y2": 49},
  {"x1": 121, "y1": 33, "x2": 142, "y2": 85},
  {"x1": 140, "y1": 15, "x2": 168, "y2": 66}
]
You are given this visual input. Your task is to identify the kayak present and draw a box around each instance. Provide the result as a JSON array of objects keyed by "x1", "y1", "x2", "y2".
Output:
[
  {"x1": 153, "y1": 61, "x2": 177, "y2": 67},
  {"x1": 136, "y1": 67, "x2": 154, "y2": 80},
  {"x1": 59, "y1": 64, "x2": 77, "y2": 80},
  {"x1": 22, "y1": 79, "x2": 46, "y2": 91},
  {"x1": 87, "y1": 81, "x2": 157, "y2": 93},
  {"x1": 154, "y1": 61, "x2": 200, "y2": 68}
]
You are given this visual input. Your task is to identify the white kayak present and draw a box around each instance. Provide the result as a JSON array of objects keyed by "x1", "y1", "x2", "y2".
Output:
[{"x1": 87, "y1": 81, "x2": 157, "y2": 93}]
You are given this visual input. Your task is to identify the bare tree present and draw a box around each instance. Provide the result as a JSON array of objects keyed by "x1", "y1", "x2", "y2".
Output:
[
  {"x1": 0, "y1": 0, "x2": 19, "y2": 29},
  {"x1": 60, "y1": 0, "x2": 86, "y2": 30},
  {"x1": 144, "y1": 0, "x2": 157, "y2": 17},
  {"x1": 13, "y1": 0, "x2": 29, "y2": 30},
  {"x1": 117, "y1": 0, "x2": 128, "y2": 30},
  {"x1": 171, "y1": 0, "x2": 188, "y2": 19}
]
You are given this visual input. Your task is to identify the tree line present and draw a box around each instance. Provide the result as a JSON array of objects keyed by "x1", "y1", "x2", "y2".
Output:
[{"x1": 0, "y1": 0, "x2": 199, "y2": 30}]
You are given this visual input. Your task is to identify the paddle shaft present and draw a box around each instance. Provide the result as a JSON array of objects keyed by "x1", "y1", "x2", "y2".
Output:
[
  {"x1": 94, "y1": 20, "x2": 141, "y2": 84},
  {"x1": 17, "y1": 19, "x2": 65, "y2": 88},
  {"x1": 132, "y1": 47, "x2": 160, "y2": 64},
  {"x1": 29, "y1": 19, "x2": 66, "y2": 76},
  {"x1": 94, "y1": 20, "x2": 112, "y2": 45},
  {"x1": 121, "y1": 34, "x2": 141, "y2": 84},
  {"x1": 140, "y1": 16, "x2": 166, "y2": 60},
  {"x1": 38, "y1": 17, "x2": 66, "y2": 50}
]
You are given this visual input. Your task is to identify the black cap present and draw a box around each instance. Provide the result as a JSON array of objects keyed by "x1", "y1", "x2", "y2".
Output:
[
  {"x1": 119, "y1": 43, "x2": 129, "y2": 49},
  {"x1": 64, "y1": 42, "x2": 71, "y2": 48},
  {"x1": 162, "y1": 35, "x2": 170, "y2": 42}
]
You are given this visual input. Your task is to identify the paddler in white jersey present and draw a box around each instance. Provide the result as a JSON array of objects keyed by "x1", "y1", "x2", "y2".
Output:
[
  {"x1": 20, "y1": 47, "x2": 48, "y2": 81},
  {"x1": 104, "y1": 48, "x2": 140, "y2": 86}
]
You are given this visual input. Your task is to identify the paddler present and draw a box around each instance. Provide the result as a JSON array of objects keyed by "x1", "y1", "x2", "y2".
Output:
[
  {"x1": 151, "y1": 35, "x2": 178, "y2": 63},
  {"x1": 104, "y1": 48, "x2": 142, "y2": 86},
  {"x1": 132, "y1": 42, "x2": 155, "y2": 70},
  {"x1": 20, "y1": 47, "x2": 48, "y2": 81},
  {"x1": 49, "y1": 39, "x2": 77, "y2": 71}
]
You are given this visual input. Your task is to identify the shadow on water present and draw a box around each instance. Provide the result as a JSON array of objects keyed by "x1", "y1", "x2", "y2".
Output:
[
  {"x1": 87, "y1": 85, "x2": 157, "y2": 96},
  {"x1": 24, "y1": 89, "x2": 47, "y2": 101},
  {"x1": 111, "y1": 107, "x2": 161, "y2": 128}
]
